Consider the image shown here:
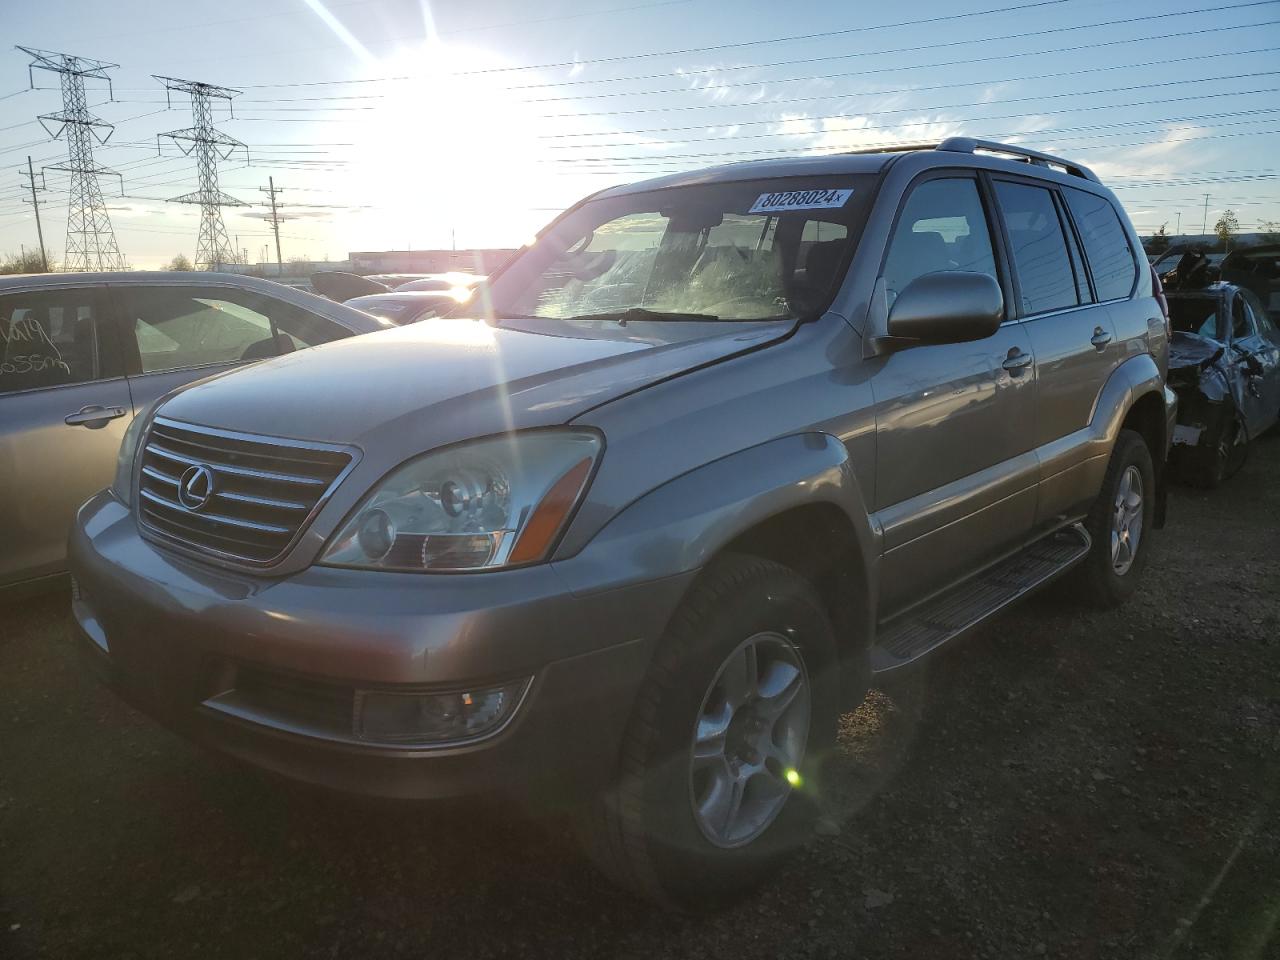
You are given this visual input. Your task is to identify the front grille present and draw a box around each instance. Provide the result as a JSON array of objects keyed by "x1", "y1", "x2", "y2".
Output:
[{"x1": 137, "y1": 416, "x2": 355, "y2": 565}]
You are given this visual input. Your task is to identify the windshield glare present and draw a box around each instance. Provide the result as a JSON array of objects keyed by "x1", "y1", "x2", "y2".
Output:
[{"x1": 485, "y1": 177, "x2": 874, "y2": 324}]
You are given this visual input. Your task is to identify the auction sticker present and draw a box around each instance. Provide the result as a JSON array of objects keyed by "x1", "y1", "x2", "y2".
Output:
[{"x1": 749, "y1": 187, "x2": 853, "y2": 214}]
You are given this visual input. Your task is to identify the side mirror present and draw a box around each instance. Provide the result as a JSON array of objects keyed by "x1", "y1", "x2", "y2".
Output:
[{"x1": 886, "y1": 272, "x2": 1004, "y2": 346}]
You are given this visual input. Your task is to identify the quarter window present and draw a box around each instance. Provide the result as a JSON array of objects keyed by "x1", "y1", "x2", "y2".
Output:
[
  {"x1": 994, "y1": 181, "x2": 1081, "y2": 316},
  {"x1": 1064, "y1": 188, "x2": 1137, "y2": 301},
  {"x1": 882, "y1": 178, "x2": 998, "y2": 308},
  {"x1": 0, "y1": 288, "x2": 115, "y2": 396}
]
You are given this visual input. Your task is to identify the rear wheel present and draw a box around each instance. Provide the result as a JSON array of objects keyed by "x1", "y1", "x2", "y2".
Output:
[
  {"x1": 1078, "y1": 429, "x2": 1155, "y2": 608},
  {"x1": 579, "y1": 554, "x2": 840, "y2": 910}
]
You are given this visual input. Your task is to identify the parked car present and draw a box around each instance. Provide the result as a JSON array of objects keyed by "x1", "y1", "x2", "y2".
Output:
[
  {"x1": 1166, "y1": 280, "x2": 1280, "y2": 485},
  {"x1": 394, "y1": 273, "x2": 483, "y2": 293},
  {"x1": 346, "y1": 290, "x2": 469, "y2": 325},
  {"x1": 70, "y1": 138, "x2": 1173, "y2": 909},
  {"x1": 1220, "y1": 243, "x2": 1280, "y2": 321},
  {"x1": 0, "y1": 272, "x2": 393, "y2": 595}
]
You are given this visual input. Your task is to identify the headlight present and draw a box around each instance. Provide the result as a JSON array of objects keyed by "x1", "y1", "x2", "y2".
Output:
[
  {"x1": 110, "y1": 408, "x2": 152, "y2": 507},
  {"x1": 320, "y1": 430, "x2": 601, "y2": 571}
]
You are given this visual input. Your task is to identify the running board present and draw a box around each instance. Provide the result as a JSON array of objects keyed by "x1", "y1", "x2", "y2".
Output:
[{"x1": 870, "y1": 523, "x2": 1092, "y2": 673}]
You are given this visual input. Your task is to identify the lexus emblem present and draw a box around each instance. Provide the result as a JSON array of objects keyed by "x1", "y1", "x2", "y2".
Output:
[{"x1": 177, "y1": 464, "x2": 216, "y2": 511}]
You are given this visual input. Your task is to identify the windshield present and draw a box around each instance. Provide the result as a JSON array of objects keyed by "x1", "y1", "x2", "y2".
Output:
[
  {"x1": 1169, "y1": 296, "x2": 1226, "y2": 341},
  {"x1": 484, "y1": 176, "x2": 875, "y2": 324}
]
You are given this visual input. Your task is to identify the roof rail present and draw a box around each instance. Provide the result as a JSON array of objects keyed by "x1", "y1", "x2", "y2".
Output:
[
  {"x1": 839, "y1": 142, "x2": 940, "y2": 156},
  {"x1": 937, "y1": 137, "x2": 1100, "y2": 183}
]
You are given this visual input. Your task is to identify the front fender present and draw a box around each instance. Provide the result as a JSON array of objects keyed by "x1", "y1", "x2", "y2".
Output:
[{"x1": 553, "y1": 432, "x2": 877, "y2": 603}]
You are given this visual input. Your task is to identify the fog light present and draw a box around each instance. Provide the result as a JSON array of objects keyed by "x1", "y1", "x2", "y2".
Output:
[{"x1": 355, "y1": 679, "x2": 529, "y2": 744}]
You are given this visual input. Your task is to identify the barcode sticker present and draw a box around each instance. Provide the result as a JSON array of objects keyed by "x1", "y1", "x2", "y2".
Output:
[{"x1": 749, "y1": 188, "x2": 853, "y2": 214}]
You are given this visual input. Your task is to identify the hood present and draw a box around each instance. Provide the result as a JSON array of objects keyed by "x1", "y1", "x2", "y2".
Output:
[
  {"x1": 159, "y1": 316, "x2": 791, "y2": 450},
  {"x1": 1169, "y1": 331, "x2": 1225, "y2": 372}
]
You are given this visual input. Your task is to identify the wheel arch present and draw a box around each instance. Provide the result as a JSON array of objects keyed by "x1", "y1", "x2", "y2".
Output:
[{"x1": 557, "y1": 432, "x2": 878, "y2": 706}]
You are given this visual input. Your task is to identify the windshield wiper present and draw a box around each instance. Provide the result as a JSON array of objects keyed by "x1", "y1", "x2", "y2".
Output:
[{"x1": 560, "y1": 307, "x2": 726, "y2": 325}]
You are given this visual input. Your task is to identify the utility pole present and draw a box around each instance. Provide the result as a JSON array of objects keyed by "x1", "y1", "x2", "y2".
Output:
[
  {"x1": 19, "y1": 155, "x2": 49, "y2": 271},
  {"x1": 260, "y1": 177, "x2": 284, "y2": 276},
  {"x1": 155, "y1": 76, "x2": 247, "y2": 271},
  {"x1": 1201, "y1": 194, "x2": 1210, "y2": 239},
  {"x1": 18, "y1": 46, "x2": 126, "y2": 272},
  {"x1": 1175, "y1": 211, "x2": 1181, "y2": 238}
]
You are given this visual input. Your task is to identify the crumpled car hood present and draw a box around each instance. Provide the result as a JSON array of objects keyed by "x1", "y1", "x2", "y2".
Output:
[
  {"x1": 1169, "y1": 331, "x2": 1225, "y2": 372},
  {"x1": 158, "y1": 316, "x2": 791, "y2": 449}
]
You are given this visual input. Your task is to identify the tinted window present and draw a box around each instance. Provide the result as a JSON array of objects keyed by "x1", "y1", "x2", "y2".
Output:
[
  {"x1": 994, "y1": 181, "x2": 1080, "y2": 315},
  {"x1": 0, "y1": 288, "x2": 115, "y2": 395},
  {"x1": 1241, "y1": 289, "x2": 1275, "y2": 334},
  {"x1": 1231, "y1": 295, "x2": 1253, "y2": 340},
  {"x1": 1064, "y1": 188, "x2": 1137, "y2": 301},
  {"x1": 883, "y1": 178, "x2": 998, "y2": 308}
]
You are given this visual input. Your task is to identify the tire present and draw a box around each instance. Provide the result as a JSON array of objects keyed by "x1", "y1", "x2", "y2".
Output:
[
  {"x1": 1188, "y1": 409, "x2": 1249, "y2": 488},
  {"x1": 1078, "y1": 429, "x2": 1156, "y2": 609},
  {"x1": 579, "y1": 553, "x2": 841, "y2": 911}
]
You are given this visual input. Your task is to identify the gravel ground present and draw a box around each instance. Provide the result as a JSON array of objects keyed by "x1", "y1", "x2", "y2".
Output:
[{"x1": 2, "y1": 439, "x2": 1278, "y2": 960}]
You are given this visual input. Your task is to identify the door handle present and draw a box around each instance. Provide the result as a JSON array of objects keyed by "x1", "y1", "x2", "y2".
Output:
[
  {"x1": 65, "y1": 405, "x2": 127, "y2": 429},
  {"x1": 1090, "y1": 327, "x2": 1113, "y2": 350},
  {"x1": 1002, "y1": 349, "x2": 1033, "y2": 373}
]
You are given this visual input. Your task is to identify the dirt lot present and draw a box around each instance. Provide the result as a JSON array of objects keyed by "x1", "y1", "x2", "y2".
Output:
[{"x1": 2, "y1": 440, "x2": 1278, "y2": 960}]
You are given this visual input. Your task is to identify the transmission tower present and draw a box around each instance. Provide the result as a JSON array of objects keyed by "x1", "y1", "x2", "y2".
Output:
[
  {"x1": 154, "y1": 76, "x2": 247, "y2": 270},
  {"x1": 18, "y1": 46, "x2": 126, "y2": 272}
]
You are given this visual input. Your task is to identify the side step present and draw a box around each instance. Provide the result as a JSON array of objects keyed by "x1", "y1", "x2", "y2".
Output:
[{"x1": 870, "y1": 523, "x2": 1091, "y2": 673}]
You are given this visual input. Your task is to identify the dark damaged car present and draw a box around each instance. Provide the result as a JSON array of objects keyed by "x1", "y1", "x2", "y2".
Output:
[{"x1": 1166, "y1": 281, "x2": 1280, "y2": 486}]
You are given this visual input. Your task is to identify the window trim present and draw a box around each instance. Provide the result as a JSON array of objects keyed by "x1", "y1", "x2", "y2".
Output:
[{"x1": 876, "y1": 168, "x2": 1013, "y2": 325}]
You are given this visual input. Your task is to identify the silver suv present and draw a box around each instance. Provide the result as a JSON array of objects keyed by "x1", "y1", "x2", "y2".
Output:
[{"x1": 69, "y1": 138, "x2": 1175, "y2": 909}]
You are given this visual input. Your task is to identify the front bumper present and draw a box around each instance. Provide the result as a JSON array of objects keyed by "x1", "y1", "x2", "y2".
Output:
[{"x1": 69, "y1": 491, "x2": 695, "y2": 802}]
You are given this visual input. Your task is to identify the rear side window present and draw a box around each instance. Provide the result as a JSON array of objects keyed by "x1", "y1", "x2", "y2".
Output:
[
  {"x1": 1064, "y1": 188, "x2": 1137, "y2": 301},
  {"x1": 0, "y1": 288, "x2": 117, "y2": 395},
  {"x1": 882, "y1": 177, "x2": 998, "y2": 308},
  {"x1": 993, "y1": 181, "x2": 1081, "y2": 316}
]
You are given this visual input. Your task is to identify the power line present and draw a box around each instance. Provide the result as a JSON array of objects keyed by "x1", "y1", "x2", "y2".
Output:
[{"x1": 543, "y1": 84, "x2": 1280, "y2": 150}]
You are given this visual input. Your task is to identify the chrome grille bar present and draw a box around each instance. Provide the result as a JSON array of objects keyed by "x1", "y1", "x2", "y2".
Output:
[{"x1": 136, "y1": 416, "x2": 358, "y2": 566}]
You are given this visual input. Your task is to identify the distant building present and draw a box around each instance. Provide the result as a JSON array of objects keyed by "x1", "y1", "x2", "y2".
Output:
[{"x1": 349, "y1": 249, "x2": 519, "y2": 276}]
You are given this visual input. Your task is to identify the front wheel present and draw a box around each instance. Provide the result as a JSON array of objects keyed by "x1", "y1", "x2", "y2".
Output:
[
  {"x1": 579, "y1": 554, "x2": 840, "y2": 910},
  {"x1": 1078, "y1": 429, "x2": 1155, "y2": 608}
]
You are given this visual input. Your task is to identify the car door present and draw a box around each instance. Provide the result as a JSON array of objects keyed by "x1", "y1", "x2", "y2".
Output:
[
  {"x1": 1231, "y1": 290, "x2": 1280, "y2": 435},
  {"x1": 108, "y1": 281, "x2": 349, "y2": 412},
  {"x1": 991, "y1": 178, "x2": 1128, "y2": 524},
  {"x1": 868, "y1": 173, "x2": 1037, "y2": 615},
  {"x1": 0, "y1": 283, "x2": 131, "y2": 587},
  {"x1": 1239, "y1": 288, "x2": 1280, "y2": 429}
]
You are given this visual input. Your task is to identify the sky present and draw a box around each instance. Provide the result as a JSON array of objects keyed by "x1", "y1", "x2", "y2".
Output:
[{"x1": 1, "y1": 0, "x2": 1278, "y2": 270}]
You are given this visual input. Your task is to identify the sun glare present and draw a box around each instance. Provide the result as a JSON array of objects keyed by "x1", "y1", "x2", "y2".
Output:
[{"x1": 333, "y1": 42, "x2": 580, "y2": 254}]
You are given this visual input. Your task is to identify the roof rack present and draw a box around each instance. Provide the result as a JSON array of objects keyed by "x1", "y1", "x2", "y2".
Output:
[
  {"x1": 937, "y1": 137, "x2": 1100, "y2": 182},
  {"x1": 839, "y1": 142, "x2": 941, "y2": 156}
]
